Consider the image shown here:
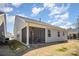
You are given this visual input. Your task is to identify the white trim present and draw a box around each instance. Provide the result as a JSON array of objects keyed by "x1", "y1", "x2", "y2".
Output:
[
  {"x1": 45, "y1": 28, "x2": 48, "y2": 43},
  {"x1": 18, "y1": 30, "x2": 21, "y2": 42},
  {"x1": 26, "y1": 22, "x2": 29, "y2": 45}
]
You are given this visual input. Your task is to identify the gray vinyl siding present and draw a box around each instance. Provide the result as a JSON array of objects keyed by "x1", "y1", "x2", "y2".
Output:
[{"x1": 14, "y1": 16, "x2": 26, "y2": 42}]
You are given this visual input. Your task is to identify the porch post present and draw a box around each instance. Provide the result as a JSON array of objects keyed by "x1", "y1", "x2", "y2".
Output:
[
  {"x1": 4, "y1": 14, "x2": 7, "y2": 37},
  {"x1": 45, "y1": 28, "x2": 48, "y2": 43},
  {"x1": 26, "y1": 22, "x2": 29, "y2": 46}
]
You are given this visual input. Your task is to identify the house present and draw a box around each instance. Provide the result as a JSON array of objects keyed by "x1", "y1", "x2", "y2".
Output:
[
  {"x1": 6, "y1": 32, "x2": 15, "y2": 40},
  {"x1": 14, "y1": 15, "x2": 67, "y2": 45},
  {"x1": 67, "y1": 28, "x2": 79, "y2": 39},
  {"x1": 0, "y1": 12, "x2": 7, "y2": 43}
]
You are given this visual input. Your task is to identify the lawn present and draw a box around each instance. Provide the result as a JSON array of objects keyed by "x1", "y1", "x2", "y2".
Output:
[{"x1": 23, "y1": 40, "x2": 79, "y2": 56}]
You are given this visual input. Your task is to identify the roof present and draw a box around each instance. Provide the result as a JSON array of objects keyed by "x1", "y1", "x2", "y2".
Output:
[
  {"x1": 15, "y1": 15, "x2": 67, "y2": 32},
  {"x1": 68, "y1": 28, "x2": 79, "y2": 34}
]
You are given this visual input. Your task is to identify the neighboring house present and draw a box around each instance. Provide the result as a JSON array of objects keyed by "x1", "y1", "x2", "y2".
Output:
[
  {"x1": 6, "y1": 32, "x2": 15, "y2": 40},
  {"x1": 67, "y1": 28, "x2": 79, "y2": 39},
  {"x1": 14, "y1": 15, "x2": 67, "y2": 45},
  {"x1": 0, "y1": 12, "x2": 7, "y2": 42}
]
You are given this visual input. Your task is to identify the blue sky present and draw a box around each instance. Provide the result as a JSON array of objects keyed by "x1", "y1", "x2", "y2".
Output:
[{"x1": 0, "y1": 3, "x2": 79, "y2": 34}]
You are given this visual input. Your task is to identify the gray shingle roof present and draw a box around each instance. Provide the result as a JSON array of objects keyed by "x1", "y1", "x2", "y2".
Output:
[{"x1": 15, "y1": 15, "x2": 67, "y2": 31}]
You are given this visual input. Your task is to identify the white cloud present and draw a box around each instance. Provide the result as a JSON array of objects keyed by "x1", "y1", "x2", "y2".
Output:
[
  {"x1": 64, "y1": 4, "x2": 70, "y2": 10},
  {"x1": 31, "y1": 3, "x2": 70, "y2": 29},
  {"x1": 60, "y1": 22, "x2": 72, "y2": 29},
  {"x1": 55, "y1": 12, "x2": 69, "y2": 20},
  {"x1": 51, "y1": 13, "x2": 70, "y2": 29},
  {"x1": 31, "y1": 7, "x2": 44, "y2": 16},
  {"x1": 54, "y1": 15, "x2": 60, "y2": 19},
  {"x1": 12, "y1": 3, "x2": 22, "y2": 7},
  {"x1": 47, "y1": 20, "x2": 52, "y2": 23},
  {"x1": 48, "y1": 4, "x2": 70, "y2": 29},
  {"x1": 6, "y1": 16, "x2": 15, "y2": 23},
  {"x1": 51, "y1": 12, "x2": 69, "y2": 25},
  {"x1": 43, "y1": 3, "x2": 55, "y2": 9},
  {"x1": 31, "y1": 3, "x2": 55, "y2": 16},
  {"x1": 0, "y1": 4, "x2": 13, "y2": 13},
  {"x1": 0, "y1": 7, "x2": 13, "y2": 13},
  {"x1": 60, "y1": 12, "x2": 69, "y2": 20},
  {"x1": 51, "y1": 20, "x2": 64, "y2": 25},
  {"x1": 49, "y1": 4, "x2": 70, "y2": 19},
  {"x1": 49, "y1": 7, "x2": 66, "y2": 17},
  {"x1": 51, "y1": 21, "x2": 75, "y2": 29}
]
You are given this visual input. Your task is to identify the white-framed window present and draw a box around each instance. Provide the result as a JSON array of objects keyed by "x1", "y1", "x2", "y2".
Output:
[
  {"x1": 63, "y1": 32, "x2": 65, "y2": 36},
  {"x1": 58, "y1": 31, "x2": 60, "y2": 37},
  {"x1": 48, "y1": 30, "x2": 51, "y2": 37}
]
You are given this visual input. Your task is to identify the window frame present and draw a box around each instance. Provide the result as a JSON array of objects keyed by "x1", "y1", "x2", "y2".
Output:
[
  {"x1": 63, "y1": 32, "x2": 65, "y2": 36},
  {"x1": 48, "y1": 30, "x2": 51, "y2": 37},
  {"x1": 58, "y1": 31, "x2": 60, "y2": 37}
]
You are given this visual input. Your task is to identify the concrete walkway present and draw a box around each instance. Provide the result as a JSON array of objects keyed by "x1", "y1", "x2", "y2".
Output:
[{"x1": 0, "y1": 44, "x2": 15, "y2": 56}]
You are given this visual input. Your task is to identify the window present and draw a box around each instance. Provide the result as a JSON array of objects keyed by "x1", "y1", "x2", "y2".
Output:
[
  {"x1": 73, "y1": 34, "x2": 76, "y2": 39},
  {"x1": 58, "y1": 32, "x2": 60, "y2": 37},
  {"x1": 69, "y1": 34, "x2": 72, "y2": 39},
  {"x1": 63, "y1": 32, "x2": 65, "y2": 36},
  {"x1": 48, "y1": 30, "x2": 51, "y2": 37}
]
